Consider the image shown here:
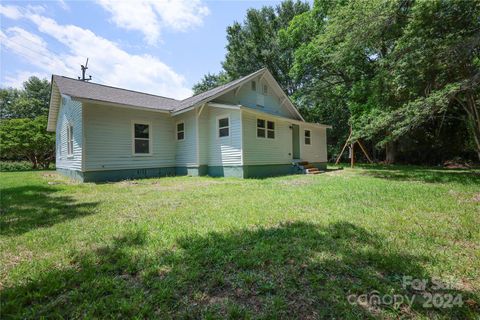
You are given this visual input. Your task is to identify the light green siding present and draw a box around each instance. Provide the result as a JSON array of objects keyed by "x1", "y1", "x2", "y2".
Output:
[
  {"x1": 55, "y1": 95, "x2": 83, "y2": 171},
  {"x1": 242, "y1": 111, "x2": 293, "y2": 165},
  {"x1": 83, "y1": 103, "x2": 175, "y2": 171},
  {"x1": 207, "y1": 107, "x2": 242, "y2": 166},
  {"x1": 241, "y1": 110, "x2": 328, "y2": 165},
  {"x1": 299, "y1": 125, "x2": 328, "y2": 163},
  {"x1": 173, "y1": 109, "x2": 197, "y2": 167},
  {"x1": 198, "y1": 107, "x2": 209, "y2": 165},
  {"x1": 213, "y1": 77, "x2": 295, "y2": 118}
]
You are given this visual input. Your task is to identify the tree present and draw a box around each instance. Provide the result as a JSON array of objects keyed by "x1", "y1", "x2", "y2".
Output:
[
  {"x1": 0, "y1": 88, "x2": 21, "y2": 118},
  {"x1": 287, "y1": 0, "x2": 479, "y2": 163},
  {"x1": 351, "y1": 0, "x2": 480, "y2": 161},
  {"x1": 192, "y1": 0, "x2": 310, "y2": 96},
  {"x1": 0, "y1": 76, "x2": 51, "y2": 119},
  {"x1": 0, "y1": 116, "x2": 55, "y2": 169},
  {"x1": 192, "y1": 72, "x2": 231, "y2": 95}
]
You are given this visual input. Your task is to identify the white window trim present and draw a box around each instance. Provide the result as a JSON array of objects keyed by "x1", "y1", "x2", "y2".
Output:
[
  {"x1": 262, "y1": 84, "x2": 269, "y2": 95},
  {"x1": 256, "y1": 118, "x2": 276, "y2": 140},
  {"x1": 217, "y1": 115, "x2": 230, "y2": 139},
  {"x1": 176, "y1": 121, "x2": 185, "y2": 141},
  {"x1": 132, "y1": 120, "x2": 152, "y2": 156},
  {"x1": 304, "y1": 129, "x2": 312, "y2": 145},
  {"x1": 66, "y1": 123, "x2": 74, "y2": 158}
]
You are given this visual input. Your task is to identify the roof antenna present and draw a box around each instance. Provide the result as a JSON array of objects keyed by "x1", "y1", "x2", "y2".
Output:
[{"x1": 78, "y1": 58, "x2": 92, "y2": 81}]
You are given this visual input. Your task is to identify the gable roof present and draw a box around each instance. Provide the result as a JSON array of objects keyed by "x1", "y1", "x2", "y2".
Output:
[
  {"x1": 52, "y1": 75, "x2": 179, "y2": 111},
  {"x1": 173, "y1": 68, "x2": 266, "y2": 112},
  {"x1": 48, "y1": 68, "x2": 304, "y2": 131}
]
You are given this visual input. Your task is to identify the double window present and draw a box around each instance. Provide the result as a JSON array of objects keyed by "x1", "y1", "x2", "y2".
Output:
[
  {"x1": 177, "y1": 122, "x2": 185, "y2": 141},
  {"x1": 304, "y1": 129, "x2": 311, "y2": 145},
  {"x1": 133, "y1": 122, "x2": 151, "y2": 155},
  {"x1": 257, "y1": 119, "x2": 275, "y2": 139},
  {"x1": 67, "y1": 124, "x2": 73, "y2": 156},
  {"x1": 218, "y1": 117, "x2": 230, "y2": 138}
]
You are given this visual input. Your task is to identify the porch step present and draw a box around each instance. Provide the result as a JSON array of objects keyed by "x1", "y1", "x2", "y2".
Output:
[
  {"x1": 292, "y1": 160, "x2": 324, "y2": 175},
  {"x1": 306, "y1": 168, "x2": 321, "y2": 174}
]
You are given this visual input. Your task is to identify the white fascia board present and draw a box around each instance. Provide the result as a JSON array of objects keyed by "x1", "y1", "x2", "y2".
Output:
[
  {"x1": 240, "y1": 106, "x2": 331, "y2": 129},
  {"x1": 207, "y1": 102, "x2": 241, "y2": 110}
]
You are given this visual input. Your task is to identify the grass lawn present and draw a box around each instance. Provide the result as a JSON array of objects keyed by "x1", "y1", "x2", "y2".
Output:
[{"x1": 1, "y1": 166, "x2": 479, "y2": 319}]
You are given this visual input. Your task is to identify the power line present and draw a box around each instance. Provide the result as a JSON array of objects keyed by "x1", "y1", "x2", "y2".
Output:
[{"x1": 3, "y1": 35, "x2": 109, "y2": 85}]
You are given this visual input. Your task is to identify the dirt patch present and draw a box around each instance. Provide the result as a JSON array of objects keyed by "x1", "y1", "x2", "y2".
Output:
[
  {"x1": 116, "y1": 179, "x2": 225, "y2": 191},
  {"x1": 150, "y1": 180, "x2": 224, "y2": 192},
  {"x1": 279, "y1": 177, "x2": 317, "y2": 186},
  {"x1": 472, "y1": 193, "x2": 480, "y2": 202},
  {"x1": 448, "y1": 190, "x2": 480, "y2": 204}
]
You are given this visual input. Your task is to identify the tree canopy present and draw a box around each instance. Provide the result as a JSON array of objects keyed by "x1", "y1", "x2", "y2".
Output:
[
  {"x1": 1, "y1": 77, "x2": 51, "y2": 119},
  {"x1": 194, "y1": 0, "x2": 480, "y2": 163},
  {"x1": 0, "y1": 77, "x2": 54, "y2": 168},
  {"x1": 192, "y1": 0, "x2": 310, "y2": 95},
  {"x1": 0, "y1": 116, "x2": 55, "y2": 169}
]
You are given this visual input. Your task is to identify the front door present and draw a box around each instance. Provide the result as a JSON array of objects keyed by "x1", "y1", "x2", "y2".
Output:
[{"x1": 292, "y1": 124, "x2": 300, "y2": 159}]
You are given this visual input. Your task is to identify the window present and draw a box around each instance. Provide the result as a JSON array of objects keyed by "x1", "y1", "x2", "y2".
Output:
[
  {"x1": 257, "y1": 118, "x2": 275, "y2": 139},
  {"x1": 177, "y1": 122, "x2": 185, "y2": 140},
  {"x1": 133, "y1": 122, "x2": 151, "y2": 154},
  {"x1": 67, "y1": 124, "x2": 73, "y2": 156},
  {"x1": 263, "y1": 84, "x2": 268, "y2": 95},
  {"x1": 251, "y1": 80, "x2": 256, "y2": 91},
  {"x1": 218, "y1": 117, "x2": 229, "y2": 137},
  {"x1": 305, "y1": 129, "x2": 311, "y2": 145}
]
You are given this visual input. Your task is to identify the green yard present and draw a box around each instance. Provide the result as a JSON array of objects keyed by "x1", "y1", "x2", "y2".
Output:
[{"x1": 1, "y1": 166, "x2": 479, "y2": 319}]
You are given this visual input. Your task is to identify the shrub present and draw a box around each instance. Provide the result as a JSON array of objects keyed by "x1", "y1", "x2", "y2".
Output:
[
  {"x1": 0, "y1": 161, "x2": 55, "y2": 172},
  {"x1": 0, "y1": 116, "x2": 55, "y2": 169},
  {"x1": 0, "y1": 161, "x2": 33, "y2": 172}
]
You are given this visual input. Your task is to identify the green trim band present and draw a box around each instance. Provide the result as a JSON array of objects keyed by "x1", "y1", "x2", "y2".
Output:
[{"x1": 57, "y1": 162, "x2": 327, "y2": 182}]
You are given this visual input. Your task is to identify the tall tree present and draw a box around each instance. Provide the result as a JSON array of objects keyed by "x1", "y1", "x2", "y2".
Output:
[
  {"x1": 0, "y1": 76, "x2": 51, "y2": 119},
  {"x1": 193, "y1": 0, "x2": 310, "y2": 95},
  {"x1": 288, "y1": 0, "x2": 480, "y2": 162},
  {"x1": 352, "y1": 0, "x2": 480, "y2": 161},
  {"x1": 0, "y1": 116, "x2": 55, "y2": 169}
]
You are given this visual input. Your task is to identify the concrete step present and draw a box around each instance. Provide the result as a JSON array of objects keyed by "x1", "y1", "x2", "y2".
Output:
[{"x1": 305, "y1": 168, "x2": 320, "y2": 173}]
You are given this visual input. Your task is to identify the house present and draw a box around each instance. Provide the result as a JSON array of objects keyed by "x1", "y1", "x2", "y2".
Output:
[{"x1": 47, "y1": 68, "x2": 331, "y2": 182}]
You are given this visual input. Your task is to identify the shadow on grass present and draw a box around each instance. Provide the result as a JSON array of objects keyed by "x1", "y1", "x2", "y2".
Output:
[
  {"x1": 0, "y1": 185, "x2": 99, "y2": 236},
  {"x1": 354, "y1": 164, "x2": 480, "y2": 185},
  {"x1": 1, "y1": 222, "x2": 477, "y2": 319}
]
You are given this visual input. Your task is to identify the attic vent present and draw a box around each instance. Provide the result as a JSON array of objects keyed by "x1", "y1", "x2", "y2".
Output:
[{"x1": 251, "y1": 81, "x2": 256, "y2": 91}]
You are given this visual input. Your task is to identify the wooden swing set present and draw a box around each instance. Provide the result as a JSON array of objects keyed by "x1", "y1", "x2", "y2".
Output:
[{"x1": 335, "y1": 126, "x2": 373, "y2": 167}]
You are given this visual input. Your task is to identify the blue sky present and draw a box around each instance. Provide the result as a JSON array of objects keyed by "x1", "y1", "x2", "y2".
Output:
[{"x1": 0, "y1": 0, "x2": 290, "y2": 99}]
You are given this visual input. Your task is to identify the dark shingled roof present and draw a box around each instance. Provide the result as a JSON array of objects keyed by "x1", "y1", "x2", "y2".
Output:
[
  {"x1": 52, "y1": 75, "x2": 179, "y2": 111},
  {"x1": 52, "y1": 69, "x2": 267, "y2": 113}
]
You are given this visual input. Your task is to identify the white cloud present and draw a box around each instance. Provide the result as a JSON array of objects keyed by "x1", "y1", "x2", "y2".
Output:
[
  {"x1": 0, "y1": 5, "x2": 23, "y2": 19},
  {"x1": 3, "y1": 71, "x2": 49, "y2": 88},
  {"x1": 0, "y1": 8, "x2": 193, "y2": 99},
  {"x1": 96, "y1": 0, "x2": 209, "y2": 45},
  {"x1": 56, "y1": 0, "x2": 70, "y2": 11}
]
